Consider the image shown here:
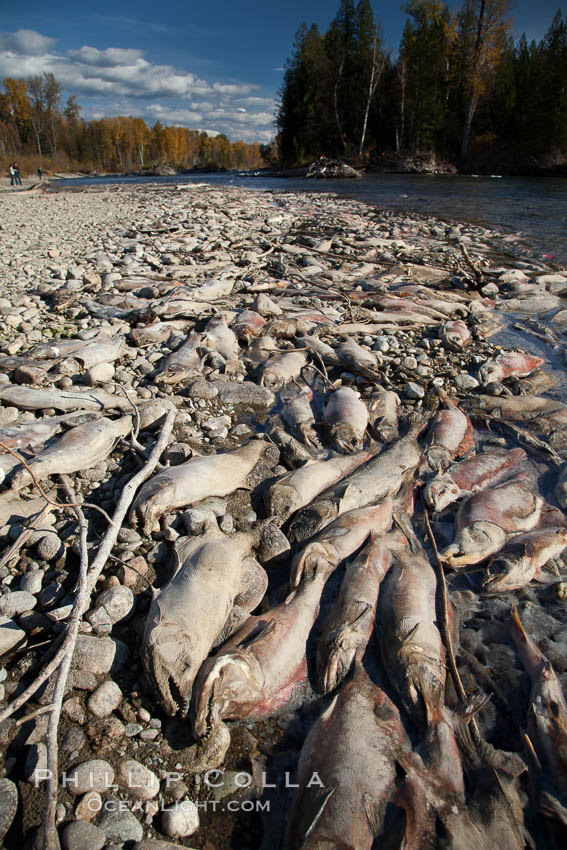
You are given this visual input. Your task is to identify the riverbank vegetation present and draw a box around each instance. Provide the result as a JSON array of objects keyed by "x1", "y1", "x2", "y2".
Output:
[
  {"x1": 0, "y1": 76, "x2": 264, "y2": 176},
  {"x1": 276, "y1": 1, "x2": 567, "y2": 174}
]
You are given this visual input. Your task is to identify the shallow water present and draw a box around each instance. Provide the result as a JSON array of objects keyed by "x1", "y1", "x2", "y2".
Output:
[{"x1": 52, "y1": 171, "x2": 567, "y2": 265}]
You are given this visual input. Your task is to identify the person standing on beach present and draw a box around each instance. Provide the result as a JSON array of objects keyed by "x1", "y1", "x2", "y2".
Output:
[
  {"x1": 37, "y1": 167, "x2": 42, "y2": 180},
  {"x1": 13, "y1": 163, "x2": 22, "y2": 185},
  {"x1": 9, "y1": 163, "x2": 15, "y2": 186}
]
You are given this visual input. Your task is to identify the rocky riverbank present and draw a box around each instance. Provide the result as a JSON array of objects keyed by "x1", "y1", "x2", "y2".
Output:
[{"x1": 0, "y1": 182, "x2": 566, "y2": 849}]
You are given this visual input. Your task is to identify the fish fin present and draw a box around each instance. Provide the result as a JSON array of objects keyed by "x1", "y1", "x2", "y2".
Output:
[
  {"x1": 392, "y1": 512, "x2": 417, "y2": 551},
  {"x1": 362, "y1": 793, "x2": 384, "y2": 836},
  {"x1": 236, "y1": 619, "x2": 277, "y2": 649},
  {"x1": 344, "y1": 601, "x2": 373, "y2": 629},
  {"x1": 337, "y1": 483, "x2": 354, "y2": 511},
  {"x1": 303, "y1": 787, "x2": 336, "y2": 842},
  {"x1": 319, "y1": 525, "x2": 351, "y2": 541},
  {"x1": 283, "y1": 589, "x2": 297, "y2": 605},
  {"x1": 320, "y1": 693, "x2": 339, "y2": 723}
]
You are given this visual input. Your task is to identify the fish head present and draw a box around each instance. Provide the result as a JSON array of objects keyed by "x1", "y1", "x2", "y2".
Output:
[
  {"x1": 424, "y1": 476, "x2": 459, "y2": 512},
  {"x1": 264, "y1": 481, "x2": 297, "y2": 521},
  {"x1": 482, "y1": 554, "x2": 521, "y2": 593},
  {"x1": 479, "y1": 362, "x2": 502, "y2": 384},
  {"x1": 449, "y1": 521, "x2": 506, "y2": 566},
  {"x1": 191, "y1": 651, "x2": 262, "y2": 740},
  {"x1": 328, "y1": 424, "x2": 363, "y2": 454},
  {"x1": 291, "y1": 542, "x2": 332, "y2": 587},
  {"x1": 142, "y1": 620, "x2": 198, "y2": 717},
  {"x1": 425, "y1": 447, "x2": 452, "y2": 473},
  {"x1": 319, "y1": 629, "x2": 363, "y2": 695}
]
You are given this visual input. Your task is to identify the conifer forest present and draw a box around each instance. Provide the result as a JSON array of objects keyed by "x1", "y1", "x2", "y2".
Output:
[{"x1": 276, "y1": 1, "x2": 567, "y2": 173}]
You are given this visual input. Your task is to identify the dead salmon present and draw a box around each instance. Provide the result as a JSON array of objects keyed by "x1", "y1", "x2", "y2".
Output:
[
  {"x1": 264, "y1": 448, "x2": 375, "y2": 522},
  {"x1": 232, "y1": 309, "x2": 266, "y2": 340},
  {"x1": 442, "y1": 472, "x2": 544, "y2": 567},
  {"x1": 142, "y1": 526, "x2": 267, "y2": 718},
  {"x1": 317, "y1": 530, "x2": 402, "y2": 693},
  {"x1": 510, "y1": 604, "x2": 567, "y2": 791},
  {"x1": 424, "y1": 447, "x2": 527, "y2": 513},
  {"x1": 288, "y1": 415, "x2": 426, "y2": 544},
  {"x1": 261, "y1": 350, "x2": 307, "y2": 389},
  {"x1": 130, "y1": 440, "x2": 266, "y2": 534},
  {"x1": 469, "y1": 394, "x2": 567, "y2": 429},
  {"x1": 367, "y1": 388, "x2": 400, "y2": 444},
  {"x1": 323, "y1": 386, "x2": 369, "y2": 453},
  {"x1": 291, "y1": 497, "x2": 393, "y2": 587},
  {"x1": 425, "y1": 395, "x2": 475, "y2": 472},
  {"x1": 280, "y1": 386, "x2": 319, "y2": 447},
  {"x1": 191, "y1": 559, "x2": 330, "y2": 742},
  {"x1": 11, "y1": 415, "x2": 132, "y2": 490},
  {"x1": 378, "y1": 527, "x2": 446, "y2": 728},
  {"x1": 483, "y1": 527, "x2": 567, "y2": 593},
  {"x1": 479, "y1": 351, "x2": 545, "y2": 385},
  {"x1": 283, "y1": 661, "x2": 415, "y2": 850},
  {"x1": 440, "y1": 319, "x2": 472, "y2": 352}
]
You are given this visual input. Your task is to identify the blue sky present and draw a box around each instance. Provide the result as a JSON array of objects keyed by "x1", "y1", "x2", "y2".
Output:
[{"x1": 0, "y1": 1, "x2": 563, "y2": 143}]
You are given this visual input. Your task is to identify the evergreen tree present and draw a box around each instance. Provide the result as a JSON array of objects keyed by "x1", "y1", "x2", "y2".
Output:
[{"x1": 398, "y1": 0, "x2": 452, "y2": 154}]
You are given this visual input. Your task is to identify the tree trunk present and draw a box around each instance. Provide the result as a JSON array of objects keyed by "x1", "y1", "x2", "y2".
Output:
[
  {"x1": 359, "y1": 38, "x2": 385, "y2": 159},
  {"x1": 461, "y1": 0, "x2": 486, "y2": 156},
  {"x1": 334, "y1": 56, "x2": 347, "y2": 155},
  {"x1": 397, "y1": 59, "x2": 407, "y2": 154}
]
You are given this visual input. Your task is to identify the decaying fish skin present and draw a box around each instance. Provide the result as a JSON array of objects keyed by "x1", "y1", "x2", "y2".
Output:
[
  {"x1": 439, "y1": 719, "x2": 528, "y2": 850},
  {"x1": 269, "y1": 428, "x2": 315, "y2": 469},
  {"x1": 159, "y1": 332, "x2": 203, "y2": 383},
  {"x1": 191, "y1": 559, "x2": 331, "y2": 743},
  {"x1": 0, "y1": 385, "x2": 135, "y2": 413},
  {"x1": 510, "y1": 604, "x2": 567, "y2": 790},
  {"x1": 291, "y1": 497, "x2": 393, "y2": 587},
  {"x1": 0, "y1": 411, "x2": 99, "y2": 452},
  {"x1": 280, "y1": 385, "x2": 319, "y2": 446},
  {"x1": 335, "y1": 339, "x2": 378, "y2": 377},
  {"x1": 479, "y1": 350, "x2": 545, "y2": 385},
  {"x1": 424, "y1": 447, "x2": 527, "y2": 513},
  {"x1": 129, "y1": 320, "x2": 188, "y2": 347},
  {"x1": 232, "y1": 309, "x2": 266, "y2": 341},
  {"x1": 201, "y1": 315, "x2": 239, "y2": 360},
  {"x1": 28, "y1": 337, "x2": 91, "y2": 360},
  {"x1": 378, "y1": 530, "x2": 446, "y2": 728},
  {"x1": 130, "y1": 440, "x2": 266, "y2": 534},
  {"x1": 483, "y1": 527, "x2": 567, "y2": 593},
  {"x1": 442, "y1": 472, "x2": 544, "y2": 567},
  {"x1": 317, "y1": 530, "x2": 402, "y2": 694},
  {"x1": 288, "y1": 416, "x2": 426, "y2": 544},
  {"x1": 284, "y1": 661, "x2": 413, "y2": 850},
  {"x1": 469, "y1": 394, "x2": 567, "y2": 429},
  {"x1": 295, "y1": 335, "x2": 340, "y2": 369},
  {"x1": 264, "y1": 448, "x2": 375, "y2": 522},
  {"x1": 440, "y1": 319, "x2": 472, "y2": 351},
  {"x1": 323, "y1": 386, "x2": 369, "y2": 453},
  {"x1": 193, "y1": 278, "x2": 233, "y2": 301},
  {"x1": 367, "y1": 388, "x2": 400, "y2": 443},
  {"x1": 143, "y1": 528, "x2": 267, "y2": 717},
  {"x1": 556, "y1": 464, "x2": 567, "y2": 510},
  {"x1": 72, "y1": 336, "x2": 125, "y2": 369},
  {"x1": 11, "y1": 415, "x2": 133, "y2": 490},
  {"x1": 425, "y1": 395, "x2": 475, "y2": 472},
  {"x1": 260, "y1": 350, "x2": 307, "y2": 389}
]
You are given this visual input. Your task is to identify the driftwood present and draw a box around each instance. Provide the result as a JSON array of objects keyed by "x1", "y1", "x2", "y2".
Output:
[{"x1": 0, "y1": 406, "x2": 175, "y2": 727}]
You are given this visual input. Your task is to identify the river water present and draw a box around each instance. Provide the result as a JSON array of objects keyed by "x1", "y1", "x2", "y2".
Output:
[{"x1": 52, "y1": 171, "x2": 567, "y2": 265}]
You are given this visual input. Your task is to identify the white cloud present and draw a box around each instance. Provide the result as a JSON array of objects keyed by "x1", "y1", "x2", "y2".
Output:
[
  {"x1": 67, "y1": 46, "x2": 146, "y2": 66},
  {"x1": 0, "y1": 29, "x2": 55, "y2": 56},
  {"x1": 0, "y1": 28, "x2": 276, "y2": 142},
  {"x1": 212, "y1": 82, "x2": 258, "y2": 95}
]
